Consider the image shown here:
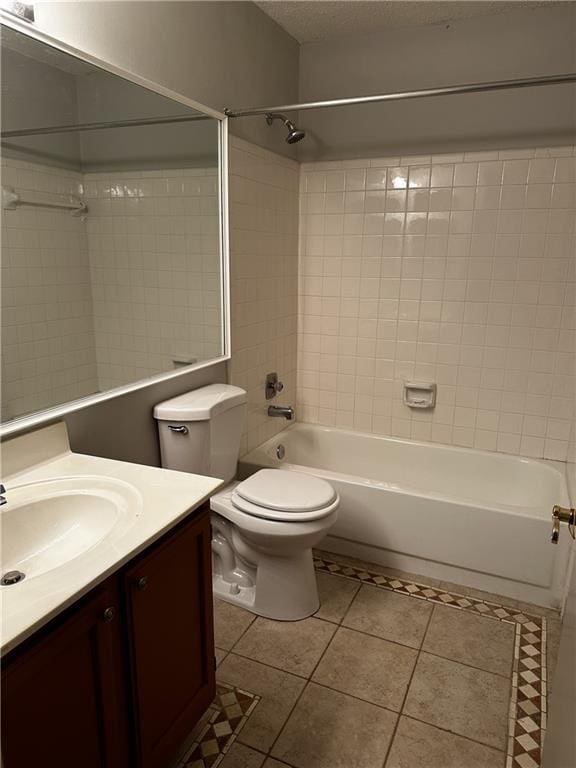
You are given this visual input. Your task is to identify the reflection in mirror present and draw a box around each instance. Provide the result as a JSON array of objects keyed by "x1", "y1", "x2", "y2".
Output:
[{"x1": 1, "y1": 25, "x2": 224, "y2": 425}]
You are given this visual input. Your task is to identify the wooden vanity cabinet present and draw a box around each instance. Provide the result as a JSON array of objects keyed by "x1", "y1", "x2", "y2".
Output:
[
  {"x1": 1, "y1": 581, "x2": 130, "y2": 768},
  {"x1": 1, "y1": 505, "x2": 215, "y2": 768},
  {"x1": 124, "y1": 505, "x2": 215, "y2": 768}
]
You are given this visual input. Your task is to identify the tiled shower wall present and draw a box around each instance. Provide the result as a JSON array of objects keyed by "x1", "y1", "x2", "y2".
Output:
[
  {"x1": 1, "y1": 158, "x2": 98, "y2": 421},
  {"x1": 1, "y1": 159, "x2": 221, "y2": 420},
  {"x1": 228, "y1": 137, "x2": 299, "y2": 455},
  {"x1": 298, "y1": 146, "x2": 575, "y2": 461},
  {"x1": 84, "y1": 167, "x2": 220, "y2": 390}
]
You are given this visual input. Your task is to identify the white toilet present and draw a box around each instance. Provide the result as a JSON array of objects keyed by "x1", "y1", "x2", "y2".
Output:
[{"x1": 154, "y1": 383, "x2": 338, "y2": 621}]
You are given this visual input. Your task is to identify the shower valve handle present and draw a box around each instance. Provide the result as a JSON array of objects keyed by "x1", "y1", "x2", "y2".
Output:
[{"x1": 550, "y1": 505, "x2": 575, "y2": 544}]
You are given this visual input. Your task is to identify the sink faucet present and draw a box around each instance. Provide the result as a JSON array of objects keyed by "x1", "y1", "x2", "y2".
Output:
[
  {"x1": 268, "y1": 405, "x2": 295, "y2": 421},
  {"x1": 0, "y1": 484, "x2": 6, "y2": 506}
]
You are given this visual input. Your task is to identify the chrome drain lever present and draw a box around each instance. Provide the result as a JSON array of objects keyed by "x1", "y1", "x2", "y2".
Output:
[{"x1": 551, "y1": 505, "x2": 576, "y2": 544}]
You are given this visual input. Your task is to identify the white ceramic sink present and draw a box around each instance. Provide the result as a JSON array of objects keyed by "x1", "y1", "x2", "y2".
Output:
[{"x1": 1, "y1": 476, "x2": 143, "y2": 581}]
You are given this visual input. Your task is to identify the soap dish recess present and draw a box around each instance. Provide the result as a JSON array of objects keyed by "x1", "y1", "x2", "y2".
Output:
[{"x1": 403, "y1": 382, "x2": 436, "y2": 409}]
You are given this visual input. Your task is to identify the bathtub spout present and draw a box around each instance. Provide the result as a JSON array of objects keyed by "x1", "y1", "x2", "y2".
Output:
[{"x1": 268, "y1": 405, "x2": 295, "y2": 420}]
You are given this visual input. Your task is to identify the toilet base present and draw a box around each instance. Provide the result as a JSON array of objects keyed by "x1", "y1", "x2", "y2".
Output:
[
  {"x1": 210, "y1": 484, "x2": 337, "y2": 621},
  {"x1": 212, "y1": 546, "x2": 320, "y2": 621}
]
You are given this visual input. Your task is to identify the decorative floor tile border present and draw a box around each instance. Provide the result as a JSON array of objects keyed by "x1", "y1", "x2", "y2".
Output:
[
  {"x1": 182, "y1": 683, "x2": 260, "y2": 768},
  {"x1": 314, "y1": 555, "x2": 547, "y2": 768}
]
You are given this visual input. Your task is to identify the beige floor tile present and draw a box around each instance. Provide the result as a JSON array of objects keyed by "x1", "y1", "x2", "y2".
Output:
[
  {"x1": 403, "y1": 653, "x2": 510, "y2": 751},
  {"x1": 343, "y1": 585, "x2": 433, "y2": 649},
  {"x1": 422, "y1": 605, "x2": 515, "y2": 677},
  {"x1": 263, "y1": 761, "x2": 293, "y2": 768},
  {"x1": 312, "y1": 626, "x2": 417, "y2": 710},
  {"x1": 219, "y1": 742, "x2": 266, "y2": 768},
  {"x1": 234, "y1": 616, "x2": 337, "y2": 677},
  {"x1": 385, "y1": 716, "x2": 505, "y2": 768},
  {"x1": 314, "y1": 572, "x2": 360, "y2": 623},
  {"x1": 217, "y1": 653, "x2": 306, "y2": 753},
  {"x1": 272, "y1": 682, "x2": 397, "y2": 768},
  {"x1": 216, "y1": 647, "x2": 228, "y2": 667},
  {"x1": 214, "y1": 599, "x2": 255, "y2": 651}
]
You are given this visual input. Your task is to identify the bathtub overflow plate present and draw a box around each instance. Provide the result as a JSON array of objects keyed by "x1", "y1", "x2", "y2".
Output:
[
  {"x1": 276, "y1": 444, "x2": 285, "y2": 460},
  {"x1": 1, "y1": 570, "x2": 25, "y2": 586}
]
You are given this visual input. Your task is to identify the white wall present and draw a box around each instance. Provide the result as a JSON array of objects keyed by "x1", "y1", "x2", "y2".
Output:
[
  {"x1": 34, "y1": 1, "x2": 300, "y2": 158},
  {"x1": 10, "y1": 1, "x2": 575, "y2": 472},
  {"x1": 75, "y1": 70, "x2": 221, "y2": 171},
  {"x1": 1, "y1": 44, "x2": 81, "y2": 169},
  {"x1": 298, "y1": 5, "x2": 576, "y2": 161},
  {"x1": 298, "y1": 145, "x2": 575, "y2": 461}
]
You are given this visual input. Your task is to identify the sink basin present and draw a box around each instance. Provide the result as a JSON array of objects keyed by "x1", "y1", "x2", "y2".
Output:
[{"x1": 1, "y1": 476, "x2": 143, "y2": 581}]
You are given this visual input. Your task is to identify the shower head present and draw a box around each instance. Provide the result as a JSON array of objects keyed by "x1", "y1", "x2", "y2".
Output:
[
  {"x1": 285, "y1": 122, "x2": 306, "y2": 144},
  {"x1": 266, "y1": 113, "x2": 306, "y2": 144}
]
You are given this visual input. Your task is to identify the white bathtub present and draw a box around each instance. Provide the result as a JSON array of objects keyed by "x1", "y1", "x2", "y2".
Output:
[{"x1": 240, "y1": 423, "x2": 572, "y2": 608}]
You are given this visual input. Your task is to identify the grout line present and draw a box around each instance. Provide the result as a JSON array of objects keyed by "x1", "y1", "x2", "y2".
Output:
[
  {"x1": 217, "y1": 558, "x2": 551, "y2": 768},
  {"x1": 315, "y1": 556, "x2": 548, "y2": 768},
  {"x1": 250, "y1": 586, "x2": 360, "y2": 760},
  {"x1": 380, "y1": 602, "x2": 436, "y2": 768},
  {"x1": 218, "y1": 604, "x2": 257, "y2": 654},
  {"x1": 418, "y1": 646, "x2": 516, "y2": 681},
  {"x1": 397, "y1": 714, "x2": 508, "y2": 759},
  {"x1": 225, "y1": 613, "x2": 433, "y2": 681},
  {"x1": 264, "y1": 615, "x2": 345, "y2": 759}
]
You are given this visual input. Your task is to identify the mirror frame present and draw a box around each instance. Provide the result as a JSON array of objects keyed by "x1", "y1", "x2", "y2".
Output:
[{"x1": 0, "y1": 11, "x2": 230, "y2": 439}]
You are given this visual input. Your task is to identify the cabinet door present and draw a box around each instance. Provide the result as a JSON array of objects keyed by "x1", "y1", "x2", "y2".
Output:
[
  {"x1": 1, "y1": 583, "x2": 130, "y2": 768},
  {"x1": 124, "y1": 509, "x2": 215, "y2": 768}
]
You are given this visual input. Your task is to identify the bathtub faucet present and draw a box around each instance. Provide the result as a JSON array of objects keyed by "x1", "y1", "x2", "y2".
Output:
[{"x1": 268, "y1": 405, "x2": 295, "y2": 421}]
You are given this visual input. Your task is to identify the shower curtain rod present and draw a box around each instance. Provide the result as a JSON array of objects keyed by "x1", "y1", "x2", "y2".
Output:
[
  {"x1": 0, "y1": 112, "x2": 210, "y2": 139},
  {"x1": 225, "y1": 72, "x2": 576, "y2": 118},
  {"x1": 3, "y1": 73, "x2": 573, "y2": 139}
]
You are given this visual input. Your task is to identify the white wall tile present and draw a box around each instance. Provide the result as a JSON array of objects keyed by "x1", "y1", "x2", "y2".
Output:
[
  {"x1": 1, "y1": 158, "x2": 220, "y2": 418},
  {"x1": 228, "y1": 137, "x2": 299, "y2": 455},
  {"x1": 84, "y1": 166, "x2": 220, "y2": 390},
  {"x1": 1, "y1": 158, "x2": 98, "y2": 420},
  {"x1": 298, "y1": 146, "x2": 575, "y2": 461}
]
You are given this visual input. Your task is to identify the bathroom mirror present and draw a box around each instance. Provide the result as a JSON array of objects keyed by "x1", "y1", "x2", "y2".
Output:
[{"x1": 1, "y1": 19, "x2": 228, "y2": 430}]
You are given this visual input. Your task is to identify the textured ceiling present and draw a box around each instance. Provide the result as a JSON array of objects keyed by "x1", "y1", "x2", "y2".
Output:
[{"x1": 254, "y1": 1, "x2": 565, "y2": 43}]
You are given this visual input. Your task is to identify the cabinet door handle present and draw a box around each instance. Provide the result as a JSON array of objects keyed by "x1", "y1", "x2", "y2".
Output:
[
  {"x1": 136, "y1": 576, "x2": 149, "y2": 591},
  {"x1": 103, "y1": 606, "x2": 116, "y2": 623}
]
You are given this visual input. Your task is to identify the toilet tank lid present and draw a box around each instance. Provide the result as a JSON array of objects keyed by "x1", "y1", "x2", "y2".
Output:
[{"x1": 154, "y1": 384, "x2": 247, "y2": 421}]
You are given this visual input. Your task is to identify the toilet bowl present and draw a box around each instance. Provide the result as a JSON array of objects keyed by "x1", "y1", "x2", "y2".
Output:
[
  {"x1": 211, "y1": 469, "x2": 338, "y2": 620},
  {"x1": 154, "y1": 384, "x2": 339, "y2": 621}
]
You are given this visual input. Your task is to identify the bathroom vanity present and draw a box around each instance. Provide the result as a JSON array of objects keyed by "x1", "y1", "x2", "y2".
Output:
[{"x1": 1, "y1": 423, "x2": 223, "y2": 768}]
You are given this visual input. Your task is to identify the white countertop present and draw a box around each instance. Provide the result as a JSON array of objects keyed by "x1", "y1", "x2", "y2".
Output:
[{"x1": 1, "y1": 423, "x2": 223, "y2": 655}]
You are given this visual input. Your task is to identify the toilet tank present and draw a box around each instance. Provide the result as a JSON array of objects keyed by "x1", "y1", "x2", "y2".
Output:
[{"x1": 154, "y1": 384, "x2": 247, "y2": 482}]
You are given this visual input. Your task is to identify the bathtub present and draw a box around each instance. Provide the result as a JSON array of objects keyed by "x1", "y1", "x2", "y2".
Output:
[{"x1": 240, "y1": 423, "x2": 572, "y2": 608}]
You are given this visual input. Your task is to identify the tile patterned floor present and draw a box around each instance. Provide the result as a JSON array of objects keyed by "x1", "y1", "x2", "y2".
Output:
[
  {"x1": 210, "y1": 553, "x2": 559, "y2": 768},
  {"x1": 179, "y1": 684, "x2": 260, "y2": 768}
]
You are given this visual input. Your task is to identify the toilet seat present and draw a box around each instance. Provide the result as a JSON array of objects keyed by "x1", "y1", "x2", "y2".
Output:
[{"x1": 232, "y1": 469, "x2": 338, "y2": 522}]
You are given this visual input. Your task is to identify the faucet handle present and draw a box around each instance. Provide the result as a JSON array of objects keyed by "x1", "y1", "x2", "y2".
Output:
[{"x1": 265, "y1": 372, "x2": 284, "y2": 400}]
